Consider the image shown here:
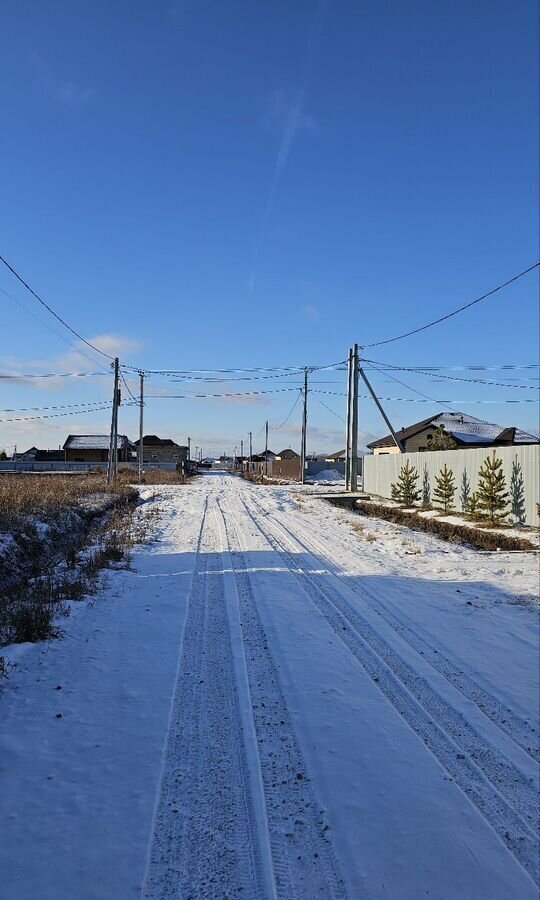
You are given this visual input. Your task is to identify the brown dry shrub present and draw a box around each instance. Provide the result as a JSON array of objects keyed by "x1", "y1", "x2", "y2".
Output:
[{"x1": 352, "y1": 501, "x2": 536, "y2": 552}]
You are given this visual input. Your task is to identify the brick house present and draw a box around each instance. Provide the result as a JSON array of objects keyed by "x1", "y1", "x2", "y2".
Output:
[{"x1": 133, "y1": 435, "x2": 188, "y2": 464}]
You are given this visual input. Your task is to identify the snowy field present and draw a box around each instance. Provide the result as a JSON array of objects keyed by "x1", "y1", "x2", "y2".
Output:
[{"x1": 1, "y1": 471, "x2": 538, "y2": 899}]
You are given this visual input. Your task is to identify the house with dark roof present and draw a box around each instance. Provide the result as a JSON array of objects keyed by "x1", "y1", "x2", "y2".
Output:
[
  {"x1": 276, "y1": 448, "x2": 300, "y2": 460},
  {"x1": 133, "y1": 435, "x2": 188, "y2": 463},
  {"x1": 63, "y1": 434, "x2": 134, "y2": 463},
  {"x1": 35, "y1": 449, "x2": 66, "y2": 462},
  {"x1": 14, "y1": 446, "x2": 39, "y2": 460},
  {"x1": 367, "y1": 412, "x2": 540, "y2": 455}
]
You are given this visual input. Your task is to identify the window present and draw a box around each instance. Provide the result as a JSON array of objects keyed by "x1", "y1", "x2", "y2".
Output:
[
  {"x1": 418, "y1": 446, "x2": 427, "y2": 452},
  {"x1": 427, "y1": 434, "x2": 433, "y2": 441}
]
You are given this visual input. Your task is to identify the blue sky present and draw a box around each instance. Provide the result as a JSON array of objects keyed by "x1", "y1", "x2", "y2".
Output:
[{"x1": 1, "y1": 0, "x2": 538, "y2": 456}]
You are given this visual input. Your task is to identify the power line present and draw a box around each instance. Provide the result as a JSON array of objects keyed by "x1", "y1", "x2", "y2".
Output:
[
  {"x1": 0, "y1": 253, "x2": 116, "y2": 361},
  {"x1": 0, "y1": 285, "x2": 111, "y2": 371},
  {"x1": 0, "y1": 402, "x2": 137, "y2": 424},
  {"x1": 121, "y1": 360, "x2": 346, "y2": 376},
  {"x1": 364, "y1": 358, "x2": 540, "y2": 391},
  {"x1": 271, "y1": 390, "x2": 303, "y2": 429},
  {"x1": 0, "y1": 371, "x2": 109, "y2": 379},
  {"x1": 364, "y1": 364, "x2": 539, "y2": 372},
  {"x1": 120, "y1": 370, "x2": 138, "y2": 403},
  {"x1": 362, "y1": 262, "x2": 540, "y2": 348},
  {"x1": 308, "y1": 389, "x2": 538, "y2": 404},
  {"x1": 144, "y1": 386, "x2": 306, "y2": 401},
  {"x1": 0, "y1": 400, "x2": 114, "y2": 413},
  {"x1": 315, "y1": 396, "x2": 346, "y2": 422}
]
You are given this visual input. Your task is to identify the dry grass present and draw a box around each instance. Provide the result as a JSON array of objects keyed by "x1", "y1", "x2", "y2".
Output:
[
  {"x1": 0, "y1": 472, "x2": 134, "y2": 528},
  {"x1": 0, "y1": 472, "x2": 168, "y2": 659},
  {"x1": 136, "y1": 470, "x2": 193, "y2": 485}
]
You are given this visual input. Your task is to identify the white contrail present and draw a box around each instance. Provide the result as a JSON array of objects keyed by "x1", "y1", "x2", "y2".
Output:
[{"x1": 248, "y1": 1, "x2": 326, "y2": 297}]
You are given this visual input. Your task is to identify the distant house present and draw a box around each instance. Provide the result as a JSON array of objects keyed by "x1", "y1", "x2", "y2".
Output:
[
  {"x1": 14, "y1": 446, "x2": 39, "y2": 460},
  {"x1": 35, "y1": 449, "x2": 66, "y2": 462},
  {"x1": 134, "y1": 435, "x2": 188, "y2": 464},
  {"x1": 63, "y1": 434, "x2": 134, "y2": 463},
  {"x1": 324, "y1": 449, "x2": 346, "y2": 463},
  {"x1": 276, "y1": 448, "x2": 300, "y2": 460},
  {"x1": 249, "y1": 449, "x2": 277, "y2": 463},
  {"x1": 367, "y1": 412, "x2": 540, "y2": 455}
]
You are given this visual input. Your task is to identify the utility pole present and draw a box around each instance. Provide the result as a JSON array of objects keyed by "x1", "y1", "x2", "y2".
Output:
[
  {"x1": 114, "y1": 366, "x2": 121, "y2": 481},
  {"x1": 248, "y1": 431, "x2": 252, "y2": 471},
  {"x1": 359, "y1": 367, "x2": 404, "y2": 452},
  {"x1": 240, "y1": 439, "x2": 244, "y2": 460},
  {"x1": 345, "y1": 347, "x2": 353, "y2": 490},
  {"x1": 350, "y1": 344, "x2": 359, "y2": 492},
  {"x1": 187, "y1": 436, "x2": 191, "y2": 461},
  {"x1": 107, "y1": 357, "x2": 119, "y2": 485},
  {"x1": 264, "y1": 420, "x2": 269, "y2": 478},
  {"x1": 138, "y1": 371, "x2": 144, "y2": 483},
  {"x1": 300, "y1": 367, "x2": 308, "y2": 485}
]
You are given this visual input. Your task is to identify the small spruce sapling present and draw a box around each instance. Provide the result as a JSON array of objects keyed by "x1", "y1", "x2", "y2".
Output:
[
  {"x1": 460, "y1": 468, "x2": 471, "y2": 513},
  {"x1": 509, "y1": 456, "x2": 526, "y2": 525},
  {"x1": 390, "y1": 461, "x2": 421, "y2": 507},
  {"x1": 422, "y1": 467, "x2": 431, "y2": 508},
  {"x1": 432, "y1": 463, "x2": 456, "y2": 513},
  {"x1": 467, "y1": 492, "x2": 479, "y2": 518},
  {"x1": 476, "y1": 451, "x2": 509, "y2": 526}
]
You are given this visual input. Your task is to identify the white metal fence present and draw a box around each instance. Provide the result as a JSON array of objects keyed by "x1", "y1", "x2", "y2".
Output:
[{"x1": 363, "y1": 444, "x2": 540, "y2": 527}]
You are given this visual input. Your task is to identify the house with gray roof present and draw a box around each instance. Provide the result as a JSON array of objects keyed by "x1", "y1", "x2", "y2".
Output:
[
  {"x1": 63, "y1": 434, "x2": 135, "y2": 463},
  {"x1": 367, "y1": 412, "x2": 539, "y2": 455}
]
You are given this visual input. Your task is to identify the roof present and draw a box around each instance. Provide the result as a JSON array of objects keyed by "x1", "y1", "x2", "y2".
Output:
[
  {"x1": 278, "y1": 448, "x2": 300, "y2": 459},
  {"x1": 133, "y1": 435, "x2": 185, "y2": 448},
  {"x1": 325, "y1": 449, "x2": 346, "y2": 460},
  {"x1": 63, "y1": 434, "x2": 133, "y2": 451},
  {"x1": 367, "y1": 412, "x2": 540, "y2": 449}
]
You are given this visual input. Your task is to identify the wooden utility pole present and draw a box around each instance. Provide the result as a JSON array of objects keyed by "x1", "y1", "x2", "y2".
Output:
[
  {"x1": 249, "y1": 431, "x2": 252, "y2": 471},
  {"x1": 138, "y1": 371, "x2": 144, "y2": 483},
  {"x1": 187, "y1": 436, "x2": 191, "y2": 461},
  {"x1": 264, "y1": 420, "x2": 269, "y2": 477},
  {"x1": 350, "y1": 344, "x2": 359, "y2": 492},
  {"x1": 359, "y1": 367, "x2": 404, "y2": 452},
  {"x1": 300, "y1": 367, "x2": 308, "y2": 484},
  {"x1": 345, "y1": 347, "x2": 353, "y2": 490},
  {"x1": 107, "y1": 357, "x2": 119, "y2": 485}
]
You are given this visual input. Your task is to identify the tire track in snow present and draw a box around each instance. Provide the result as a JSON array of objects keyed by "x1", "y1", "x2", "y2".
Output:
[
  {"x1": 241, "y1": 493, "x2": 539, "y2": 887},
  {"x1": 215, "y1": 492, "x2": 348, "y2": 900},
  {"x1": 284, "y1": 492, "x2": 539, "y2": 764},
  {"x1": 142, "y1": 491, "x2": 270, "y2": 899}
]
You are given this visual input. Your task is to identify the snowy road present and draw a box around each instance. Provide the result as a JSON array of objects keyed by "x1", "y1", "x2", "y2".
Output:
[{"x1": 1, "y1": 472, "x2": 538, "y2": 899}]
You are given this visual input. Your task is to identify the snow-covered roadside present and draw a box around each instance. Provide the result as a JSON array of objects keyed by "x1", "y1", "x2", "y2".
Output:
[{"x1": 0, "y1": 486, "x2": 206, "y2": 900}]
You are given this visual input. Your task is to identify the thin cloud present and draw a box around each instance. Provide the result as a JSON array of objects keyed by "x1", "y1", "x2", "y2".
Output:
[
  {"x1": 262, "y1": 89, "x2": 318, "y2": 137},
  {"x1": 86, "y1": 334, "x2": 142, "y2": 357},
  {"x1": 302, "y1": 303, "x2": 320, "y2": 321},
  {"x1": 0, "y1": 333, "x2": 141, "y2": 390},
  {"x1": 31, "y1": 54, "x2": 96, "y2": 106},
  {"x1": 248, "y1": 1, "x2": 326, "y2": 297}
]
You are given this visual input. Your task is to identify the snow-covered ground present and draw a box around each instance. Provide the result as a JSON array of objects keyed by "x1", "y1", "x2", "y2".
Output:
[{"x1": 1, "y1": 472, "x2": 538, "y2": 899}]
